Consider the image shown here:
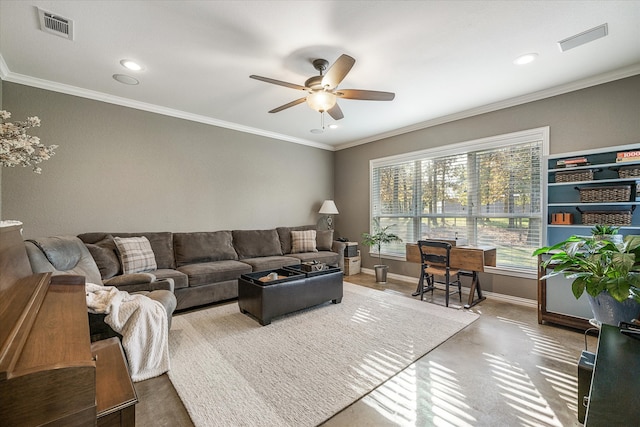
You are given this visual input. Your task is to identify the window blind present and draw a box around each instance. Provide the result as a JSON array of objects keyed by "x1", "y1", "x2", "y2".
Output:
[{"x1": 369, "y1": 128, "x2": 547, "y2": 271}]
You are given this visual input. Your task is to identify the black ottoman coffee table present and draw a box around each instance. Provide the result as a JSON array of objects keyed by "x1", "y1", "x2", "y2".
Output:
[{"x1": 238, "y1": 266, "x2": 343, "y2": 325}]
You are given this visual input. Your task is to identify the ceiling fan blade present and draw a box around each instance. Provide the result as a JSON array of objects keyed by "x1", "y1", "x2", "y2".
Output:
[
  {"x1": 250, "y1": 75, "x2": 307, "y2": 91},
  {"x1": 322, "y1": 54, "x2": 355, "y2": 89},
  {"x1": 268, "y1": 97, "x2": 307, "y2": 113},
  {"x1": 336, "y1": 89, "x2": 395, "y2": 101},
  {"x1": 327, "y1": 103, "x2": 344, "y2": 120}
]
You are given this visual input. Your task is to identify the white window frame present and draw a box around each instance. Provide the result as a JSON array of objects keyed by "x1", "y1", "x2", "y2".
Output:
[{"x1": 369, "y1": 127, "x2": 549, "y2": 277}]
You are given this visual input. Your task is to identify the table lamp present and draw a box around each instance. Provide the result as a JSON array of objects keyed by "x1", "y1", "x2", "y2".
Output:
[{"x1": 319, "y1": 200, "x2": 339, "y2": 230}]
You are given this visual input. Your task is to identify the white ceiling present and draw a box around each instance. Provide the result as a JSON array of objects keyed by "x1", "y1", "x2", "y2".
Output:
[{"x1": 1, "y1": 1, "x2": 639, "y2": 151}]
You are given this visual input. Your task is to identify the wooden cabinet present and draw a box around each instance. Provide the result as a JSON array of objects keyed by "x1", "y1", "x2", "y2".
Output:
[
  {"x1": 93, "y1": 338, "x2": 138, "y2": 427},
  {"x1": 539, "y1": 143, "x2": 640, "y2": 329},
  {"x1": 0, "y1": 222, "x2": 137, "y2": 427}
]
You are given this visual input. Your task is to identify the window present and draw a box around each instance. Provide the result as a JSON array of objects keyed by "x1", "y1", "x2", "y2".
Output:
[{"x1": 370, "y1": 127, "x2": 548, "y2": 272}]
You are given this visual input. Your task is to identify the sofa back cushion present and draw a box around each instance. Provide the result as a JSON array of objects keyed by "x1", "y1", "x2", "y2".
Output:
[
  {"x1": 173, "y1": 231, "x2": 238, "y2": 267},
  {"x1": 26, "y1": 236, "x2": 104, "y2": 285},
  {"x1": 78, "y1": 232, "x2": 176, "y2": 269},
  {"x1": 276, "y1": 225, "x2": 315, "y2": 254},
  {"x1": 84, "y1": 235, "x2": 121, "y2": 279},
  {"x1": 232, "y1": 229, "x2": 283, "y2": 259},
  {"x1": 316, "y1": 230, "x2": 334, "y2": 251}
]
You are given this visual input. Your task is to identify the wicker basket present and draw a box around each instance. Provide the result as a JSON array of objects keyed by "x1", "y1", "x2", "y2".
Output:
[
  {"x1": 581, "y1": 210, "x2": 632, "y2": 226},
  {"x1": 556, "y1": 169, "x2": 594, "y2": 183},
  {"x1": 578, "y1": 185, "x2": 631, "y2": 203},
  {"x1": 618, "y1": 165, "x2": 640, "y2": 179}
]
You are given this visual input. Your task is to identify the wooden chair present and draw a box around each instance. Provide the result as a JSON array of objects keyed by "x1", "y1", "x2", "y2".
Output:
[{"x1": 417, "y1": 240, "x2": 462, "y2": 307}]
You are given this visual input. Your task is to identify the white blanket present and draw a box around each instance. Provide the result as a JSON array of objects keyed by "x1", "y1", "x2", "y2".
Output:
[{"x1": 86, "y1": 282, "x2": 170, "y2": 382}]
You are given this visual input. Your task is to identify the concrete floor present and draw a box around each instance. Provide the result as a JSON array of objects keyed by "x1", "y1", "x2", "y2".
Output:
[{"x1": 134, "y1": 273, "x2": 595, "y2": 426}]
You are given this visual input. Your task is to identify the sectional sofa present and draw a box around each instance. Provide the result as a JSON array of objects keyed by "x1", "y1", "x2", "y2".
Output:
[{"x1": 72, "y1": 225, "x2": 345, "y2": 311}]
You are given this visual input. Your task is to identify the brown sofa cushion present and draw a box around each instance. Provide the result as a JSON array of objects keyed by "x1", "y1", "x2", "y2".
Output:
[
  {"x1": 78, "y1": 232, "x2": 176, "y2": 269},
  {"x1": 276, "y1": 225, "x2": 315, "y2": 254},
  {"x1": 316, "y1": 230, "x2": 334, "y2": 251},
  {"x1": 84, "y1": 235, "x2": 120, "y2": 279},
  {"x1": 233, "y1": 229, "x2": 283, "y2": 259},
  {"x1": 173, "y1": 231, "x2": 238, "y2": 267},
  {"x1": 177, "y1": 260, "x2": 252, "y2": 287}
]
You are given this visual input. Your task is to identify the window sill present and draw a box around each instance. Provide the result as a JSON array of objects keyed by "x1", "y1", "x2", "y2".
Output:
[{"x1": 369, "y1": 252, "x2": 537, "y2": 280}]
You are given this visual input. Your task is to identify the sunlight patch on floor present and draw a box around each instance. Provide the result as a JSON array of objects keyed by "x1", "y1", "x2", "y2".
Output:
[
  {"x1": 485, "y1": 353, "x2": 564, "y2": 427},
  {"x1": 361, "y1": 360, "x2": 477, "y2": 427}
]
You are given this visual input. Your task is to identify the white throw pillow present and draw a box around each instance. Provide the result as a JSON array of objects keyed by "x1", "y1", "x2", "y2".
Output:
[
  {"x1": 291, "y1": 230, "x2": 318, "y2": 254},
  {"x1": 113, "y1": 236, "x2": 158, "y2": 274}
]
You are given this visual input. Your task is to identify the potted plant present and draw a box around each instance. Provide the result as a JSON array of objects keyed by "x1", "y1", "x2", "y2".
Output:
[
  {"x1": 533, "y1": 232, "x2": 640, "y2": 326},
  {"x1": 362, "y1": 219, "x2": 402, "y2": 283},
  {"x1": 590, "y1": 224, "x2": 623, "y2": 244}
]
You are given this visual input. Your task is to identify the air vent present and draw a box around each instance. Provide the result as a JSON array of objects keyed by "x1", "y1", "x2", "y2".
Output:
[
  {"x1": 37, "y1": 8, "x2": 74, "y2": 40},
  {"x1": 558, "y1": 23, "x2": 607, "y2": 52}
]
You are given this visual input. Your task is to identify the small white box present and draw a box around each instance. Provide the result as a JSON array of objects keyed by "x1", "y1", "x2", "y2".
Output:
[{"x1": 344, "y1": 256, "x2": 361, "y2": 276}]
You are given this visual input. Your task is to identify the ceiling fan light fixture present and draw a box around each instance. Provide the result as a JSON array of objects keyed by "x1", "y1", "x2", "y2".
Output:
[{"x1": 306, "y1": 91, "x2": 337, "y2": 112}]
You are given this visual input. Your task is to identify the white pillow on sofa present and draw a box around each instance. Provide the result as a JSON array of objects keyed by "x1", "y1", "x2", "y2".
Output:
[
  {"x1": 114, "y1": 236, "x2": 158, "y2": 274},
  {"x1": 291, "y1": 230, "x2": 318, "y2": 253}
]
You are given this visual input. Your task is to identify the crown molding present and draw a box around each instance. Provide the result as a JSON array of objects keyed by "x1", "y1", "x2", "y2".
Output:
[
  {"x1": 0, "y1": 54, "x2": 335, "y2": 152},
  {"x1": 3, "y1": 51, "x2": 638, "y2": 153},
  {"x1": 335, "y1": 63, "x2": 640, "y2": 151}
]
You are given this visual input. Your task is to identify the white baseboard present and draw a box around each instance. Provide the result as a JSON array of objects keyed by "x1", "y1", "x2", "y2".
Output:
[{"x1": 357, "y1": 268, "x2": 537, "y2": 308}]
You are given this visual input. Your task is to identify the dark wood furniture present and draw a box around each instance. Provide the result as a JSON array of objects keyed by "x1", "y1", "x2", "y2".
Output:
[
  {"x1": 406, "y1": 242, "x2": 496, "y2": 308},
  {"x1": 584, "y1": 324, "x2": 640, "y2": 426},
  {"x1": 537, "y1": 254, "x2": 592, "y2": 331},
  {"x1": 93, "y1": 338, "x2": 138, "y2": 427},
  {"x1": 416, "y1": 240, "x2": 462, "y2": 307},
  {"x1": 0, "y1": 222, "x2": 137, "y2": 426}
]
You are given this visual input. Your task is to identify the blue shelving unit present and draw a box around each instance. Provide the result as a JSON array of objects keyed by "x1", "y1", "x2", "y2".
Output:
[{"x1": 539, "y1": 143, "x2": 640, "y2": 329}]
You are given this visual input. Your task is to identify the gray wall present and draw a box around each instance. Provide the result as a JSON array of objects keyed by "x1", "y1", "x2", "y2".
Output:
[
  {"x1": 1, "y1": 82, "x2": 335, "y2": 238},
  {"x1": 335, "y1": 74, "x2": 640, "y2": 300},
  {"x1": 3, "y1": 76, "x2": 639, "y2": 300}
]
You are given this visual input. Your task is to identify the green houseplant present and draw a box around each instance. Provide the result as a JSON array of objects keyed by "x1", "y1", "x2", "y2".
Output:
[
  {"x1": 590, "y1": 224, "x2": 623, "y2": 244},
  {"x1": 362, "y1": 219, "x2": 402, "y2": 283},
  {"x1": 533, "y1": 233, "x2": 640, "y2": 325}
]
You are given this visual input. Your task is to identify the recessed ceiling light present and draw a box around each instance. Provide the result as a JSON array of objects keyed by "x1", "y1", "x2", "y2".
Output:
[
  {"x1": 113, "y1": 74, "x2": 139, "y2": 85},
  {"x1": 120, "y1": 59, "x2": 143, "y2": 71},
  {"x1": 310, "y1": 128, "x2": 324, "y2": 134},
  {"x1": 513, "y1": 53, "x2": 538, "y2": 65}
]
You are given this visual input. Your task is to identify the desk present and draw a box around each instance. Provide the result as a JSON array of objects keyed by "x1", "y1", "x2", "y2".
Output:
[
  {"x1": 405, "y1": 243, "x2": 496, "y2": 308},
  {"x1": 584, "y1": 324, "x2": 640, "y2": 426}
]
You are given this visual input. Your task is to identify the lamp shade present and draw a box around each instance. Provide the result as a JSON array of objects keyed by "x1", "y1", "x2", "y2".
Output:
[{"x1": 319, "y1": 200, "x2": 339, "y2": 215}]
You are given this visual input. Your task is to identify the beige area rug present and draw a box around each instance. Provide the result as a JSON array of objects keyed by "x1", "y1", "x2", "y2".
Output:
[{"x1": 168, "y1": 282, "x2": 479, "y2": 427}]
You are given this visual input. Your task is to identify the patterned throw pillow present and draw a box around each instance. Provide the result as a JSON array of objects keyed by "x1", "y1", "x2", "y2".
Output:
[
  {"x1": 113, "y1": 236, "x2": 158, "y2": 274},
  {"x1": 291, "y1": 230, "x2": 318, "y2": 254}
]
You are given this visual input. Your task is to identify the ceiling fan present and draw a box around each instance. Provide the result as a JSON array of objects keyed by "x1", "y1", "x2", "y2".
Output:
[{"x1": 250, "y1": 54, "x2": 395, "y2": 120}]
